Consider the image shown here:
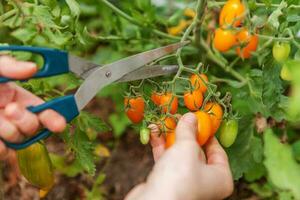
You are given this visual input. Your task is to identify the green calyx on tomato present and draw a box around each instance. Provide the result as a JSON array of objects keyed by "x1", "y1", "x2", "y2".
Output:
[
  {"x1": 219, "y1": 119, "x2": 238, "y2": 148},
  {"x1": 272, "y1": 42, "x2": 291, "y2": 62}
]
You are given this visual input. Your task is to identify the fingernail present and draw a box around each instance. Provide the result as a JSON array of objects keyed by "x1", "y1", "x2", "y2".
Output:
[
  {"x1": 181, "y1": 113, "x2": 197, "y2": 124},
  {"x1": 5, "y1": 104, "x2": 23, "y2": 120}
]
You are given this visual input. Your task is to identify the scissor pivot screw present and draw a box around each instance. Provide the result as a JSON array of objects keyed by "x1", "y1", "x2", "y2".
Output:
[{"x1": 105, "y1": 71, "x2": 111, "y2": 78}]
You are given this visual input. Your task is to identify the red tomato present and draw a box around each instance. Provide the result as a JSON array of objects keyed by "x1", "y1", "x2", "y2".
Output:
[
  {"x1": 195, "y1": 111, "x2": 213, "y2": 146},
  {"x1": 160, "y1": 93, "x2": 178, "y2": 114},
  {"x1": 190, "y1": 73, "x2": 209, "y2": 93},
  {"x1": 151, "y1": 92, "x2": 162, "y2": 106},
  {"x1": 124, "y1": 96, "x2": 145, "y2": 124},
  {"x1": 184, "y1": 89, "x2": 204, "y2": 111},
  {"x1": 219, "y1": 0, "x2": 246, "y2": 27},
  {"x1": 236, "y1": 29, "x2": 259, "y2": 59},
  {"x1": 213, "y1": 28, "x2": 237, "y2": 52},
  {"x1": 204, "y1": 102, "x2": 223, "y2": 136}
]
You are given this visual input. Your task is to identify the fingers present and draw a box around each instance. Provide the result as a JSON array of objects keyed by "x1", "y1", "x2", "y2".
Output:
[
  {"x1": 39, "y1": 109, "x2": 66, "y2": 133},
  {"x1": 0, "y1": 141, "x2": 9, "y2": 161},
  {"x1": 149, "y1": 124, "x2": 165, "y2": 162},
  {"x1": 0, "y1": 56, "x2": 37, "y2": 79},
  {"x1": 175, "y1": 113, "x2": 198, "y2": 142},
  {"x1": 4, "y1": 103, "x2": 40, "y2": 136},
  {"x1": 0, "y1": 114, "x2": 23, "y2": 143},
  {"x1": 205, "y1": 137, "x2": 230, "y2": 168},
  {"x1": 125, "y1": 183, "x2": 146, "y2": 200},
  {"x1": 0, "y1": 83, "x2": 16, "y2": 108}
]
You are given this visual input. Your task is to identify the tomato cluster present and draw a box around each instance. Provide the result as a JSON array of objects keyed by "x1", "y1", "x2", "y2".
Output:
[
  {"x1": 213, "y1": 0, "x2": 259, "y2": 59},
  {"x1": 163, "y1": 74, "x2": 224, "y2": 148}
]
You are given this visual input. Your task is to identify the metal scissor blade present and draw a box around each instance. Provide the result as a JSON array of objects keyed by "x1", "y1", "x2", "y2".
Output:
[
  {"x1": 116, "y1": 65, "x2": 179, "y2": 82},
  {"x1": 74, "y1": 41, "x2": 189, "y2": 110},
  {"x1": 68, "y1": 55, "x2": 102, "y2": 78},
  {"x1": 78, "y1": 64, "x2": 182, "y2": 82}
]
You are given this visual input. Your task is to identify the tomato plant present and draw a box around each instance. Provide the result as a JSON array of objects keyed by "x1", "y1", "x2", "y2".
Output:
[{"x1": 2, "y1": 0, "x2": 300, "y2": 199}]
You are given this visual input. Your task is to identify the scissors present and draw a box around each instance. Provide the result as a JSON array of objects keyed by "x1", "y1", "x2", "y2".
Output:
[{"x1": 0, "y1": 41, "x2": 188, "y2": 150}]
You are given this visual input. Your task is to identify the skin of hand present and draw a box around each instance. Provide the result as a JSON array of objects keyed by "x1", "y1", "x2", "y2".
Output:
[
  {"x1": 126, "y1": 113, "x2": 234, "y2": 200},
  {"x1": 0, "y1": 56, "x2": 67, "y2": 160}
]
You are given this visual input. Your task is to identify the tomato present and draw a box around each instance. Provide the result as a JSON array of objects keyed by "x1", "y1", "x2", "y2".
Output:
[
  {"x1": 17, "y1": 143, "x2": 54, "y2": 191},
  {"x1": 190, "y1": 73, "x2": 209, "y2": 93},
  {"x1": 236, "y1": 29, "x2": 259, "y2": 59},
  {"x1": 204, "y1": 102, "x2": 223, "y2": 136},
  {"x1": 151, "y1": 92, "x2": 162, "y2": 106},
  {"x1": 272, "y1": 42, "x2": 291, "y2": 62},
  {"x1": 165, "y1": 131, "x2": 176, "y2": 149},
  {"x1": 280, "y1": 64, "x2": 292, "y2": 81},
  {"x1": 195, "y1": 111, "x2": 213, "y2": 146},
  {"x1": 124, "y1": 96, "x2": 145, "y2": 124},
  {"x1": 160, "y1": 93, "x2": 178, "y2": 114},
  {"x1": 219, "y1": 119, "x2": 238, "y2": 147},
  {"x1": 213, "y1": 28, "x2": 237, "y2": 52},
  {"x1": 160, "y1": 116, "x2": 177, "y2": 132},
  {"x1": 219, "y1": 0, "x2": 245, "y2": 27},
  {"x1": 184, "y1": 89, "x2": 203, "y2": 111},
  {"x1": 140, "y1": 127, "x2": 150, "y2": 145}
]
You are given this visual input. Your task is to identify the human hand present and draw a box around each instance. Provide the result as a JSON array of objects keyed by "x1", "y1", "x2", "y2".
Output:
[
  {"x1": 126, "y1": 113, "x2": 234, "y2": 200},
  {"x1": 0, "y1": 56, "x2": 67, "y2": 160}
]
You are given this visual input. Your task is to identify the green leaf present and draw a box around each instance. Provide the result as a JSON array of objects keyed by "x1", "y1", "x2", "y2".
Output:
[
  {"x1": 264, "y1": 129, "x2": 300, "y2": 199},
  {"x1": 85, "y1": 173, "x2": 106, "y2": 200},
  {"x1": 292, "y1": 140, "x2": 300, "y2": 161},
  {"x1": 66, "y1": 0, "x2": 80, "y2": 18},
  {"x1": 50, "y1": 153, "x2": 84, "y2": 177},
  {"x1": 64, "y1": 127, "x2": 96, "y2": 175},
  {"x1": 11, "y1": 27, "x2": 37, "y2": 43},
  {"x1": 244, "y1": 162, "x2": 266, "y2": 182},
  {"x1": 267, "y1": 1, "x2": 287, "y2": 30},
  {"x1": 249, "y1": 183, "x2": 274, "y2": 198}
]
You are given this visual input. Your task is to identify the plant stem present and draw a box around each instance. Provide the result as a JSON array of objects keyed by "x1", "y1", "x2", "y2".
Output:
[
  {"x1": 194, "y1": 0, "x2": 208, "y2": 47},
  {"x1": 0, "y1": 9, "x2": 17, "y2": 22},
  {"x1": 99, "y1": 0, "x2": 181, "y2": 40}
]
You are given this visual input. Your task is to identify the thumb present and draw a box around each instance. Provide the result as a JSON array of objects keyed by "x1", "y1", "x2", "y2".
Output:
[{"x1": 175, "y1": 112, "x2": 198, "y2": 142}]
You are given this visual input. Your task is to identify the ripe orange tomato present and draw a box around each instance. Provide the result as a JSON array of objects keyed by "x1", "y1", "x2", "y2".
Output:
[
  {"x1": 213, "y1": 28, "x2": 237, "y2": 52},
  {"x1": 124, "y1": 96, "x2": 145, "y2": 124},
  {"x1": 236, "y1": 29, "x2": 259, "y2": 59},
  {"x1": 184, "y1": 90, "x2": 204, "y2": 111},
  {"x1": 160, "y1": 116, "x2": 177, "y2": 132},
  {"x1": 204, "y1": 102, "x2": 223, "y2": 136},
  {"x1": 190, "y1": 73, "x2": 209, "y2": 93},
  {"x1": 165, "y1": 131, "x2": 175, "y2": 149},
  {"x1": 219, "y1": 0, "x2": 246, "y2": 27},
  {"x1": 195, "y1": 111, "x2": 213, "y2": 146},
  {"x1": 151, "y1": 92, "x2": 162, "y2": 106},
  {"x1": 160, "y1": 93, "x2": 178, "y2": 114}
]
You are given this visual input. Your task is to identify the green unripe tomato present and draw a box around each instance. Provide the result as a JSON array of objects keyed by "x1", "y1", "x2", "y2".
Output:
[
  {"x1": 219, "y1": 119, "x2": 238, "y2": 148},
  {"x1": 17, "y1": 142, "x2": 54, "y2": 190},
  {"x1": 280, "y1": 64, "x2": 292, "y2": 81},
  {"x1": 272, "y1": 42, "x2": 291, "y2": 62},
  {"x1": 140, "y1": 127, "x2": 150, "y2": 145}
]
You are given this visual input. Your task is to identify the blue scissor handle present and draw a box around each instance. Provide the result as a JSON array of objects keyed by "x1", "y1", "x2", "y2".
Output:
[
  {"x1": 3, "y1": 95, "x2": 79, "y2": 150},
  {"x1": 0, "y1": 45, "x2": 69, "y2": 83}
]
